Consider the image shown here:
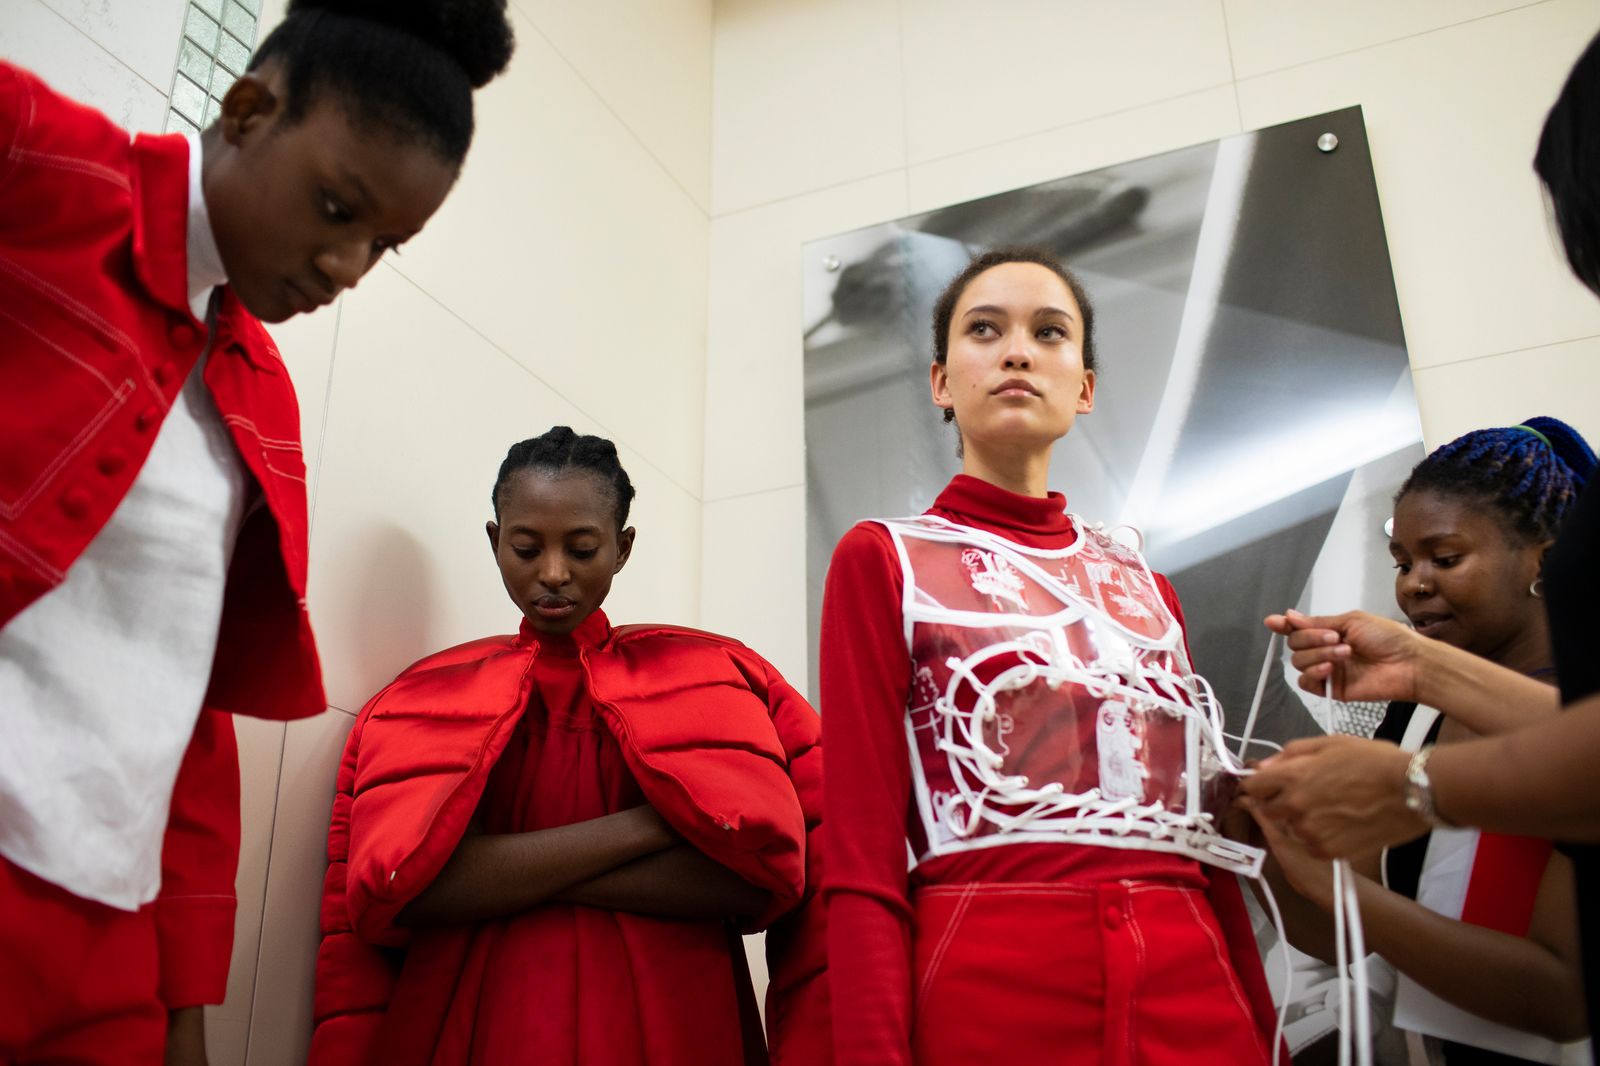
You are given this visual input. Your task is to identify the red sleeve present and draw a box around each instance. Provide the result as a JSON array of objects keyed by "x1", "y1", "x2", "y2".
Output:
[
  {"x1": 154, "y1": 709, "x2": 241, "y2": 1008},
  {"x1": 0, "y1": 63, "x2": 25, "y2": 199},
  {"x1": 820, "y1": 523, "x2": 915, "y2": 1066},
  {"x1": 1153, "y1": 572, "x2": 1194, "y2": 663}
]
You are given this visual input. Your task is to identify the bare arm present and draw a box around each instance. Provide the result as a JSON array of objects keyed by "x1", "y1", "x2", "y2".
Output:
[
  {"x1": 554, "y1": 844, "x2": 773, "y2": 921},
  {"x1": 1267, "y1": 611, "x2": 1559, "y2": 736},
  {"x1": 1431, "y1": 691, "x2": 1600, "y2": 841},
  {"x1": 397, "y1": 805, "x2": 677, "y2": 927},
  {"x1": 164, "y1": 1007, "x2": 208, "y2": 1066},
  {"x1": 1254, "y1": 814, "x2": 1587, "y2": 1041},
  {"x1": 1247, "y1": 692, "x2": 1600, "y2": 857}
]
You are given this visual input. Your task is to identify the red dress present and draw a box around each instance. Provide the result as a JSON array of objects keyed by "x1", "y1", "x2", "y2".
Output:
[
  {"x1": 821, "y1": 475, "x2": 1279, "y2": 1066},
  {"x1": 397, "y1": 613, "x2": 751, "y2": 1064},
  {"x1": 310, "y1": 611, "x2": 829, "y2": 1066}
]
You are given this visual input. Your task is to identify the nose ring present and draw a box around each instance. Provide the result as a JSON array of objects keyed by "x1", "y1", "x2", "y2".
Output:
[{"x1": 1416, "y1": 582, "x2": 1430, "y2": 596}]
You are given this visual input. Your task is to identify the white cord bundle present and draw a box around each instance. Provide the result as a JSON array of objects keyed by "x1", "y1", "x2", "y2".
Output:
[{"x1": 1237, "y1": 633, "x2": 1372, "y2": 1066}]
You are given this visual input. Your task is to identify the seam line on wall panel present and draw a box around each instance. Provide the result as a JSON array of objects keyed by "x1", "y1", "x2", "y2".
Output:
[
  {"x1": 36, "y1": 0, "x2": 171, "y2": 98},
  {"x1": 330, "y1": 703, "x2": 356, "y2": 718},
  {"x1": 1216, "y1": 0, "x2": 1245, "y2": 131},
  {"x1": 894, "y1": 0, "x2": 912, "y2": 209},
  {"x1": 506, "y1": 0, "x2": 711, "y2": 219},
  {"x1": 904, "y1": 80, "x2": 1237, "y2": 172},
  {"x1": 712, "y1": 79, "x2": 1239, "y2": 221},
  {"x1": 713, "y1": 163, "x2": 913, "y2": 221},
  {"x1": 1231, "y1": 0, "x2": 1556, "y2": 84},
  {"x1": 1411, "y1": 331, "x2": 1600, "y2": 372},
  {"x1": 705, "y1": 480, "x2": 805, "y2": 506},
  {"x1": 378, "y1": 263, "x2": 704, "y2": 502},
  {"x1": 241, "y1": 721, "x2": 289, "y2": 1066},
  {"x1": 306, "y1": 299, "x2": 343, "y2": 535}
]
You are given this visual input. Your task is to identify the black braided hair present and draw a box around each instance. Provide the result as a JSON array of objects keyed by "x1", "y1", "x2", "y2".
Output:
[
  {"x1": 249, "y1": 0, "x2": 515, "y2": 165},
  {"x1": 492, "y1": 427, "x2": 636, "y2": 531},
  {"x1": 1397, "y1": 416, "x2": 1597, "y2": 545}
]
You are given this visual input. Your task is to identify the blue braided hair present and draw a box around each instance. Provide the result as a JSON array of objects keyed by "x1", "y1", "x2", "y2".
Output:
[{"x1": 1397, "y1": 416, "x2": 1597, "y2": 544}]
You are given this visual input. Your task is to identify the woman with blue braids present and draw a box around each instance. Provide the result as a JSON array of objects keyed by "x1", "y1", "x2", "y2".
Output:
[
  {"x1": 1243, "y1": 26, "x2": 1600, "y2": 1051},
  {"x1": 1255, "y1": 419, "x2": 1592, "y2": 1062}
]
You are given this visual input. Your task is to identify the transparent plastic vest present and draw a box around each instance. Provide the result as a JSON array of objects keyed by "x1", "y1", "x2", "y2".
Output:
[{"x1": 874, "y1": 514, "x2": 1262, "y2": 877}]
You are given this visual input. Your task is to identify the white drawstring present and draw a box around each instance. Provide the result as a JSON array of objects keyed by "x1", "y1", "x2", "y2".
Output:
[
  {"x1": 1237, "y1": 630, "x2": 1279, "y2": 761},
  {"x1": 1322, "y1": 674, "x2": 1372, "y2": 1066},
  {"x1": 1253, "y1": 874, "x2": 1294, "y2": 1066}
]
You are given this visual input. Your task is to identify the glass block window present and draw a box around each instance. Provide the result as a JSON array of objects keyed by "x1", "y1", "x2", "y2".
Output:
[{"x1": 164, "y1": 0, "x2": 262, "y2": 137}]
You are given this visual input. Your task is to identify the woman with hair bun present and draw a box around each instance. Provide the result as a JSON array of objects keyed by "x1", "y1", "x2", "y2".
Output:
[
  {"x1": 1255, "y1": 419, "x2": 1592, "y2": 1061},
  {"x1": 0, "y1": 3, "x2": 513, "y2": 1062},
  {"x1": 1241, "y1": 28, "x2": 1600, "y2": 1045},
  {"x1": 310, "y1": 428, "x2": 828, "y2": 1066}
]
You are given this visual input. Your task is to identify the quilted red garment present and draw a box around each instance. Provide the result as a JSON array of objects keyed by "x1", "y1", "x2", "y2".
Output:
[{"x1": 309, "y1": 619, "x2": 829, "y2": 1065}]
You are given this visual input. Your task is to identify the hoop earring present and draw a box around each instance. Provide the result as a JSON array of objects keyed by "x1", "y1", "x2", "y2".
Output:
[{"x1": 1530, "y1": 577, "x2": 1543, "y2": 599}]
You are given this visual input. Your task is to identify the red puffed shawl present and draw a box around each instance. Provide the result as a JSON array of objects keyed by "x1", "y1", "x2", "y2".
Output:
[{"x1": 310, "y1": 619, "x2": 829, "y2": 1066}]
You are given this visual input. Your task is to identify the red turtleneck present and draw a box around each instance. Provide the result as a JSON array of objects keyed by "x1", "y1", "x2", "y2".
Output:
[{"x1": 820, "y1": 474, "x2": 1205, "y2": 1066}]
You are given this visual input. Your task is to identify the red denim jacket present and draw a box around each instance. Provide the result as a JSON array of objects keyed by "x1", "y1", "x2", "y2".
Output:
[{"x1": 0, "y1": 63, "x2": 327, "y2": 1004}]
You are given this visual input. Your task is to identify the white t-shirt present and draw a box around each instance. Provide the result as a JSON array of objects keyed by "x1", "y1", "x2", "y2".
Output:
[{"x1": 0, "y1": 133, "x2": 248, "y2": 910}]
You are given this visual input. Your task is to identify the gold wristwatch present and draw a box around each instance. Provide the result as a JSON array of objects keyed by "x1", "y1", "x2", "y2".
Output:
[{"x1": 1402, "y1": 745, "x2": 1450, "y2": 826}]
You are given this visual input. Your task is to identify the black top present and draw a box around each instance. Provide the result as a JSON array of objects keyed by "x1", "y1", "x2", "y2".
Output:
[
  {"x1": 1372, "y1": 703, "x2": 1548, "y2": 1066},
  {"x1": 1544, "y1": 477, "x2": 1600, "y2": 1051}
]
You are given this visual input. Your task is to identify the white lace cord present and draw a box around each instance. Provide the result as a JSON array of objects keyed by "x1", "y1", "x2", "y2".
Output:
[
  {"x1": 929, "y1": 640, "x2": 1264, "y2": 867},
  {"x1": 1322, "y1": 672, "x2": 1373, "y2": 1066},
  {"x1": 1237, "y1": 630, "x2": 1278, "y2": 761},
  {"x1": 1253, "y1": 872, "x2": 1293, "y2": 1066},
  {"x1": 1333, "y1": 859, "x2": 1352, "y2": 1066},
  {"x1": 1339, "y1": 858, "x2": 1373, "y2": 1066}
]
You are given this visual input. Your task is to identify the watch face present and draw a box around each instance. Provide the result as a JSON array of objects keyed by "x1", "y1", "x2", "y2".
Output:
[{"x1": 1402, "y1": 749, "x2": 1433, "y2": 819}]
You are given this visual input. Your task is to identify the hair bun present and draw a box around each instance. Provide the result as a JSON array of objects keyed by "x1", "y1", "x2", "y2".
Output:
[
  {"x1": 286, "y1": 0, "x2": 514, "y2": 88},
  {"x1": 1523, "y1": 415, "x2": 1598, "y2": 490}
]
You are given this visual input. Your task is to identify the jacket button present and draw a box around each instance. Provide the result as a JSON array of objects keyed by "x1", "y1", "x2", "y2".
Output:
[
  {"x1": 169, "y1": 322, "x2": 198, "y2": 349},
  {"x1": 61, "y1": 489, "x2": 91, "y2": 519},
  {"x1": 154, "y1": 361, "x2": 178, "y2": 386},
  {"x1": 96, "y1": 452, "x2": 127, "y2": 476},
  {"x1": 135, "y1": 405, "x2": 160, "y2": 432},
  {"x1": 1103, "y1": 904, "x2": 1122, "y2": 931}
]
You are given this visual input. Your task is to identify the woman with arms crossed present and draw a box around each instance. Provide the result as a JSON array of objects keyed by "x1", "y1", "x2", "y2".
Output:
[{"x1": 310, "y1": 428, "x2": 827, "y2": 1066}]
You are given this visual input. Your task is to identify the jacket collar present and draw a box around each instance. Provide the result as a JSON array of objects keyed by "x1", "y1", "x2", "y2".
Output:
[{"x1": 129, "y1": 131, "x2": 196, "y2": 318}]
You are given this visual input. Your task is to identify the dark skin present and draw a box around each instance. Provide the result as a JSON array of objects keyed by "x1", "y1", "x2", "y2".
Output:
[
  {"x1": 397, "y1": 469, "x2": 771, "y2": 927},
  {"x1": 166, "y1": 65, "x2": 459, "y2": 1066},
  {"x1": 201, "y1": 62, "x2": 458, "y2": 323},
  {"x1": 1235, "y1": 492, "x2": 1585, "y2": 1039},
  {"x1": 164, "y1": 1007, "x2": 206, "y2": 1066}
]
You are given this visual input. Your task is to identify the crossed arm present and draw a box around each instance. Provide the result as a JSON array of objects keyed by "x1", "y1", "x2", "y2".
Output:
[{"x1": 397, "y1": 804, "x2": 771, "y2": 928}]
